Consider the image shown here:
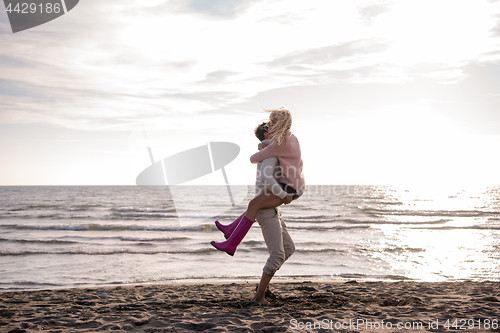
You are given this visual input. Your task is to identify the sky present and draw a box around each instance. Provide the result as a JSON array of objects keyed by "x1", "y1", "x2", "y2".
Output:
[{"x1": 1, "y1": 0, "x2": 500, "y2": 187}]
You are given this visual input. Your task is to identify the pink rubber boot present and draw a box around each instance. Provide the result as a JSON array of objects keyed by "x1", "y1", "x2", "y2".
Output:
[
  {"x1": 215, "y1": 212, "x2": 246, "y2": 239},
  {"x1": 211, "y1": 215, "x2": 254, "y2": 256}
]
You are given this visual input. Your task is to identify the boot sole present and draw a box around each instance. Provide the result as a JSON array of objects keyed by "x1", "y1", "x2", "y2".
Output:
[{"x1": 210, "y1": 241, "x2": 235, "y2": 256}]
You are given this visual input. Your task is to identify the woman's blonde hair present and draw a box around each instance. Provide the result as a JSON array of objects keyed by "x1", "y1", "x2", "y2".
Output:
[{"x1": 267, "y1": 106, "x2": 292, "y2": 145}]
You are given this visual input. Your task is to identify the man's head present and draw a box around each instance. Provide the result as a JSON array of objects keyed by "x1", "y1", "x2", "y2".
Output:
[{"x1": 254, "y1": 122, "x2": 269, "y2": 142}]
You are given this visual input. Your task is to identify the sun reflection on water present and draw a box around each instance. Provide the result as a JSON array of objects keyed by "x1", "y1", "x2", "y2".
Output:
[{"x1": 361, "y1": 184, "x2": 500, "y2": 281}]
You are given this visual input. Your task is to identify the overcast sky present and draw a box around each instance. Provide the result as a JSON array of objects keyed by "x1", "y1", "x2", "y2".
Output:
[{"x1": 1, "y1": 0, "x2": 500, "y2": 187}]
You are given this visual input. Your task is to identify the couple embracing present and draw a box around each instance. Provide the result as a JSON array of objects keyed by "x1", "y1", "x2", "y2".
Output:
[{"x1": 211, "y1": 107, "x2": 305, "y2": 304}]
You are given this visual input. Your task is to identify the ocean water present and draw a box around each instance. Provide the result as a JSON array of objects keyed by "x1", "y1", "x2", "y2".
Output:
[{"x1": 1, "y1": 185, "x2": 499, "y2": 291}]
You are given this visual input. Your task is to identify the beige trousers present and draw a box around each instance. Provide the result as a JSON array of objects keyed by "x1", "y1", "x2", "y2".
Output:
[{"x1": 255, "y1": 208, "x2": 295, "y2": 276}]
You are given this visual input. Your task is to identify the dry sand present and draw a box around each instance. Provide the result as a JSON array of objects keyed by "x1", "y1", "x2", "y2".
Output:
[{"x1": 1, "y1": 281, "x2": 499, "y2": 332}]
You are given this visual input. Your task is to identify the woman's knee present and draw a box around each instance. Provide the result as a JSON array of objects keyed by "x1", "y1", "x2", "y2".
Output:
[{"x1": 248, "y1": 196, "x2": 263, "y2": 210}]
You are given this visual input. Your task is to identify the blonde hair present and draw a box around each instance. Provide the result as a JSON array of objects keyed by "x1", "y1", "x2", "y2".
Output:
[{"x1": 267, "y1": 106, "x2": 292, "y2": 145}]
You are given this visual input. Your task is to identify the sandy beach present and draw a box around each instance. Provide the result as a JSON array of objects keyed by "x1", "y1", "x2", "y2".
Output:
[{"x1": 1, "y1": 280, "x2": 499, "y2": 332}]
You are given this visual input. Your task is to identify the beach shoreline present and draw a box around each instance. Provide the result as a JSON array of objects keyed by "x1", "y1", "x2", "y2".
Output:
[
  {"x1": 0, "y1": 276, "x2": 415, "y2": 294},
  {"x1": 1, "y1": 280, "x2": 499, "y2": 332}
]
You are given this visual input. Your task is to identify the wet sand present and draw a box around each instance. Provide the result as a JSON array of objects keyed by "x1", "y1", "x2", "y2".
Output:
[{"x1": 1, "y1": 281, "x2": 499, "y2": 332}]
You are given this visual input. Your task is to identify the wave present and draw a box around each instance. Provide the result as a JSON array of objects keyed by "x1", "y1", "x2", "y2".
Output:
[
  {"x1": 8, "y1": 204, "x2": 106, "y2": 212},
  {"x1": 0, "y1": 236, "x2": 188, "y2": 244},
  {"x1": 273, "y1": 215, "x2": 452, "y2": 225},
  {"x1": 113, "y1": 207, "x2": 176, "y2": 213},
  {"x1": 408, "y1": 225, "x2": 500, "y2": 231},
  {"x1": 0, "y1": 248, "x2": 215, "y2": 256},
  {"x1": 288, "y1": 225, "x2": 371, "y2": 231},
  {"x1": 69, "y1": 204, "x2": 105, "y2": 211},
  {"x1": 37, "y1": 214, "x2": 63, "y2": 219},
  {"x1": 7, "y1": 208, "x2": 28, "y2": 212},
  {"x1": 57, "y1": 235, "x2": 189, "y2": 243},
  {"x1": 241, "y1": 240, "x2": 262, "y2": 246},
  {"x1": 118, "y1": 236, "x2": 188, "y2": 242},
  {"x1": 326, "y1": 273, "x2": 414, "y2": 280},
  {"x1": 0, "y1": 214, "x2": 82, "y2": 220},
  {"x1": 0, "y1": 238, "x2": 78, "y2": 244},
  {"x1": 343, "y1": 218, "x2": 451, "y2": 225},
  {"x1": 25, "y1": 204, "x2": 62, "y2": 209},
  {"x1": 110, "y1": 207, "x2": 178, "y2": 220},
  {"x1": 0, "y1": 223, "x2": 206, "y2": 232},
  {"x1": 352, "y1": 246, "x2": 424, "y2": 254},
  {"x1": 295, "y1": 248, "x2": 346, "y2": 254},
  {"x1": 0, "y1": 281, "x2": 63, "y2": 287},
  {"x1": 232, "y1": 244, "x2": 347, "y2": 254},
  {"x1": 109, "y1": 212, "x2": 178, "y2": 219},
  {"x1": 1, "y1": 206, "x2": 179, "y2": 220},
  {"x1": 285, "y1": 215, "x2": 342, "y2": 222},
  {"x1": 381, "y1": 246, "x2": 425, "y2": 254},
  {"x1": 0, "y1": 213, "x2": 179, "y2": 220},
  {"x1": 8, "y1": 204, "x2": 170, "y2": 212},
  {"x1": 35, "y1": 214, "x2": 92, "y2": 219},
  {"x1": 364, "y1": 208, "x2": 500, "y2": 217}
]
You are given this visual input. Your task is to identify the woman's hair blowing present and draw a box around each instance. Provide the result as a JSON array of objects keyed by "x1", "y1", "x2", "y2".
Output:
[{"x1": 267, "y1": 106, "x2": 292, "y2": 146}]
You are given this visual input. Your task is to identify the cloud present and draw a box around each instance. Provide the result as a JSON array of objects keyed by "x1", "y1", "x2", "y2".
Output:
[
  {"x1": 0, "y1": 54, "x2": 32, "y2": 67},
  {"x1": 0, "y1": 8, "x2": 11, "y2": 33},
  {"x1": 3, "y1": 0, "x2": 500, "y2": 185},
  {"x1": 162, "y1": 90, "x2": 242, "y2": 104},
  {"x1": 1, "y1": 0, "x2": 500, "y2": 135},
  {"x1": 245, "y1": 63, "x2": 398, "y2": 88},
  {"x1": 266, "y1": 39, "x2": 389, "y2": 68},
  {"x1": 257, "y1": 12, "x2": 305, "y2": 25},
  {"x1": 170, "y1": 0, "x2": 262, "y2": 18},
  {"x1": 199, "y1": 70, "x2": 240, "y2": 84},
  {"x1": 255, "y1": 39, "x2": 395, "y2": 86},
  {"x1": 247, "y1": 61, "x2": 500, "y2": 135},
  {"x1": 358, "y1": 1, "x2": 392, "y2": 25},
  {"x1": 490, "y1": 14, "x2": 500, "y2": 37}
]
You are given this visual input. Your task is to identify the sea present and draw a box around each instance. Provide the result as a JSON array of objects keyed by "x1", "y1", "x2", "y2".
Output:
[{"x1": 1, "y1": 185, "x2": 499, "y2": 291}]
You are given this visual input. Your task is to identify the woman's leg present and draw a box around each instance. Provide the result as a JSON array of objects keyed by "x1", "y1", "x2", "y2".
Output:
[
  {"x1": 211, "y1": 191, "x2": 282, "y2": 256},
  {"x1": 245, "y1": 190, "x2": 283, "y2": 222}
]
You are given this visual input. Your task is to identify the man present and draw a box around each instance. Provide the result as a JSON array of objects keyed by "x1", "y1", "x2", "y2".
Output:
[{"x1": 252, "y1": 122, "x2": 295, "y2": 304}]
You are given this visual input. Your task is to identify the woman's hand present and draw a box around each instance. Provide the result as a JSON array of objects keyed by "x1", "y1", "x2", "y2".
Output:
[
  {"x1": 281, "y1": 194, "x2": 294, "y2": 205},
  {"x1": 258, "y1": 142, "x2": 269, "y2": 150}
]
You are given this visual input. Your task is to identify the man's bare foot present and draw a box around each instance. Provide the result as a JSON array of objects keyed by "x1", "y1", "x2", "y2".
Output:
[
  {"x1": 255, "y1": 286, "x2": 277, "y2": 300},
  {"x1": 252, "y1": 296, "x2": 269, "y2": 305}
]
